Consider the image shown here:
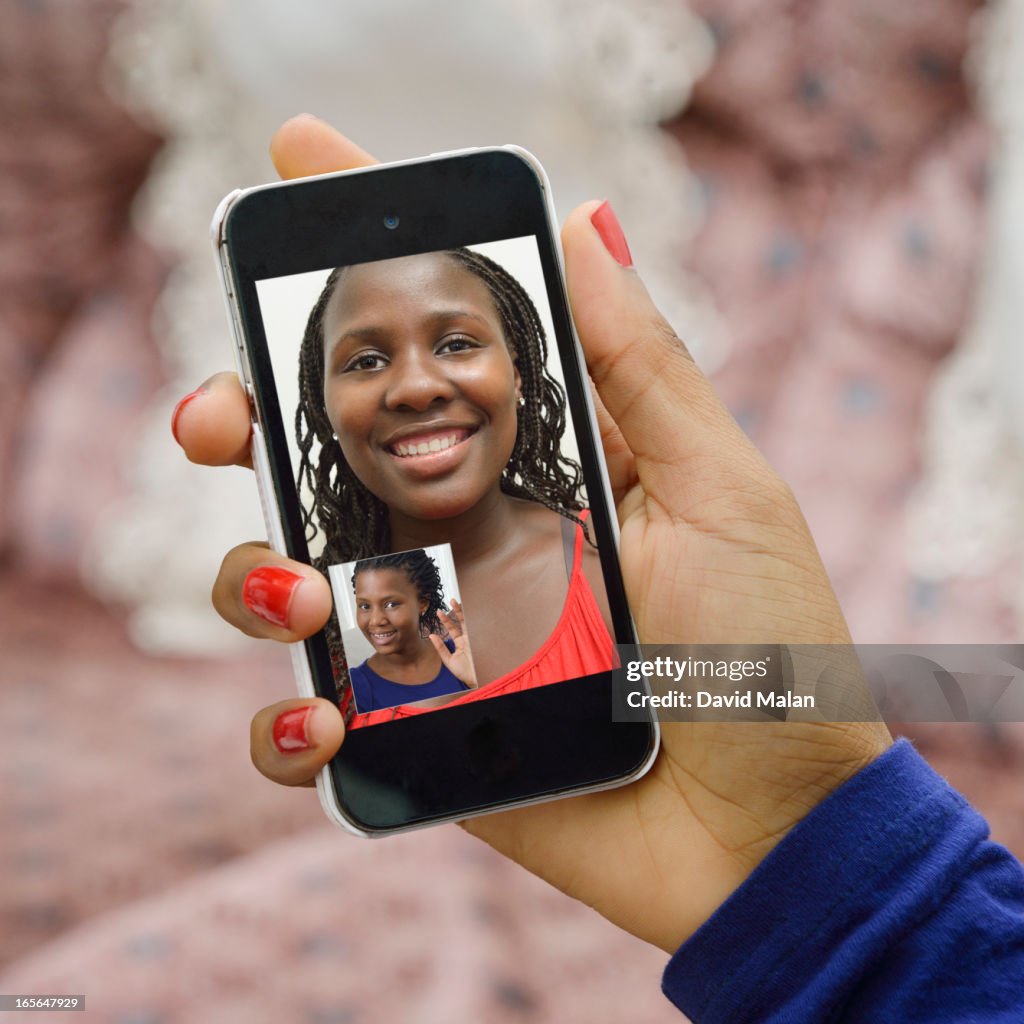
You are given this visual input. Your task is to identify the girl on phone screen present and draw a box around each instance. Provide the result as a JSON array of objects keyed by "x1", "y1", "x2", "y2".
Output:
[
  {"x1": 296, "y1": 247, "x2": 614, "y2": 725},
  {"x1": 348, "y1": 549, "x2": 476, "y2": 713}
]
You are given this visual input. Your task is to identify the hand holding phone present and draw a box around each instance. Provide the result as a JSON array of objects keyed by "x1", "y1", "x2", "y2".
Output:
[
  {"x1": 213, "y1": 132, "x2": 658, "y2": 823},
  {"x1": 176, "y1": 115, "x2": 889, "y2": 954}
]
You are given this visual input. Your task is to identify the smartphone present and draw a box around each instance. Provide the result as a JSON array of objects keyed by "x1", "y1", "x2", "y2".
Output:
[{"x1": 212, "y1": 148, "x2": 658, "y2": 835}]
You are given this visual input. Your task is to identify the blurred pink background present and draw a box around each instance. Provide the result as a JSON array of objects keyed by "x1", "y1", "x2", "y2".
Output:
[{"x1": 1, "y1": 1, "x2": 1022, "y2": 1021}]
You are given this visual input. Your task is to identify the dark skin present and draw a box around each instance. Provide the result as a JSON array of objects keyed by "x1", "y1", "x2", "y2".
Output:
[
  {"x1": 354, "y1": 567, "x2": 435, "y2": 682},
  {"x1": 322, "y1": 253, "x2": 613, "y2": 687},
  {"x1": 353, "y1": 569, "x2": 476, "y2": 693}
]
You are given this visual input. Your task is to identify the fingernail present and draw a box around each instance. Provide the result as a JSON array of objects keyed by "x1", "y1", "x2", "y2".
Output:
[
  {"x1": 273, "y1": 706, "x2": 314, "y2": 754},
  {"x1": 591, "y1": 200, "x2": 633, "y2": 268},
  {"x1": 243, "y1": 566, "x2": 305, "y2": 628},
  {"x1": 171, "y1": 386, "x2": 206, "y2": 445}
]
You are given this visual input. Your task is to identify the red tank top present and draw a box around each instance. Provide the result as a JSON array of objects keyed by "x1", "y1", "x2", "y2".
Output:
[{"x1": 348, "y1": 513, "x2": 615, "y2": 729}]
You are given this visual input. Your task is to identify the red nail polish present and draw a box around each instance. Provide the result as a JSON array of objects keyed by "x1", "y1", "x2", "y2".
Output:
[
  {"x1": 243, "y1": 567, "x2": 304, "y2": 628},
  {"x1": 171, "y1": 387, "x2": 206, "y2": 445},
  {"x1": 273, "y1": 706, "x2": 313, "y2": 754},
  {"x1": 591, "y1": 200, "x2": 633, "y2": 268}
]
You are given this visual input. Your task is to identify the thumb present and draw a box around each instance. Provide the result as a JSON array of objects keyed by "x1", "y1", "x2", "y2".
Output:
[{"x1": 562, "y1": 201, "x2": 761, "y2": 504}]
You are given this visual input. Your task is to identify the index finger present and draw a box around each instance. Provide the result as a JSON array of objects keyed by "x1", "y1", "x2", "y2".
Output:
[
  {"x1": 437, "y1": 609, "x2": 461, "y2": 637},
  {"x1": 172, "y1": 371, "x2": 253, "y2": 468}
]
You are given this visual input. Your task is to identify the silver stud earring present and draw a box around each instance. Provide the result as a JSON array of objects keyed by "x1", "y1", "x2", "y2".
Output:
[
  {"x1": 517, "y1": 395, "x2": 525, "y2": 407},
  {"x1": 331, "y1": 432, "x2": 339, "y2": 441}
]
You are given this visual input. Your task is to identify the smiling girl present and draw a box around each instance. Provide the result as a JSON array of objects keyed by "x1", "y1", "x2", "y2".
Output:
[
  {"x1": 296, "y1": 247, "x2": 615, "y2": 725},
  {"x1": 348, "y1": 549, "x2": 476, "y2": 713}
]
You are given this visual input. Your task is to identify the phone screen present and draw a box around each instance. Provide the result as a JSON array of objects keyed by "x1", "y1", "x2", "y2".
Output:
[
  {"x1": 253, "y1": 235, "x2": 614, "y2": 723},
  {"x1": 222, "y1": 151, "x2": 654, "y2": 829}
]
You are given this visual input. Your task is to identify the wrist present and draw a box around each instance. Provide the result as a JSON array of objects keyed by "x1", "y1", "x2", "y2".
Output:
[{"x1": 652, "y1": 721, "x2": 891, "y2": 952}]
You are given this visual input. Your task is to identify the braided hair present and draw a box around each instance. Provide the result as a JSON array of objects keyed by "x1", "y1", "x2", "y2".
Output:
[
  {"x1": 296, "y1": 247, "x2": 586, "y2": 567},
  {"x1": 351, "y1": 549, "x2": 446, "y2": 638}
]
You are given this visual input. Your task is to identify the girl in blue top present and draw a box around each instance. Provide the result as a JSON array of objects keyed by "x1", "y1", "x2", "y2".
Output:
[{"x1": 348, "y1": 549, "x2": 477, "y2": 713}]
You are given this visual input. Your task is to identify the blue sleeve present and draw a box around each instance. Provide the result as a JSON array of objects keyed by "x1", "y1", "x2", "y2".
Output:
[{"x1": 662, "y1": 739, "x2": 1024, "y2": 1022}]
